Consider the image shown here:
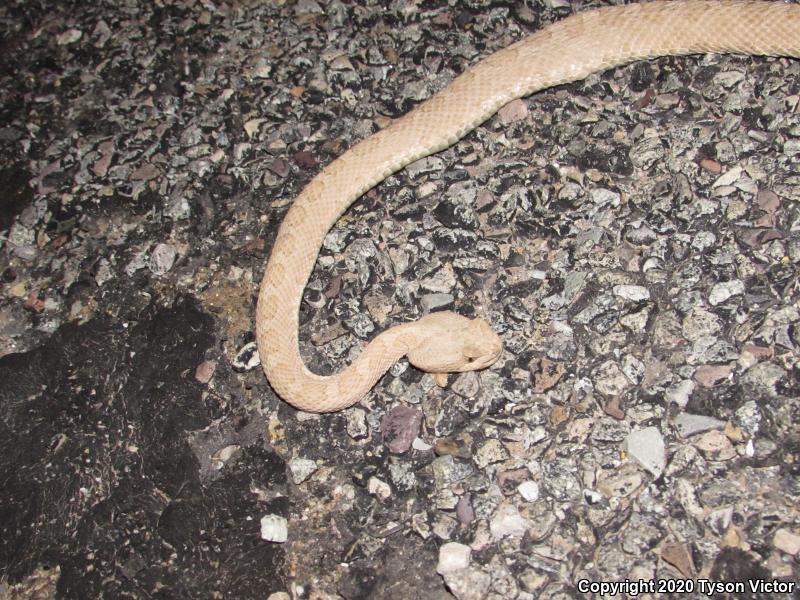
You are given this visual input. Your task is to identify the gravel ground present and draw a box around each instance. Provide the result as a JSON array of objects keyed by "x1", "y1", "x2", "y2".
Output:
[{"x1": 1, "y1": 0, "x2": 799, "y2": 599}]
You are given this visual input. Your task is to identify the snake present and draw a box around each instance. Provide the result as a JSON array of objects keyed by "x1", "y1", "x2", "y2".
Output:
[{"x1": 255, "y1": 0, "x2": 800, "y2": 413}]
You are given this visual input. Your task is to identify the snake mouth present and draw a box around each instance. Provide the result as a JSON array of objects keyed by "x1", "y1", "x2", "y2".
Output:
[{"x1": 464, "y1": 345, "x2": 502, "y2": 370}]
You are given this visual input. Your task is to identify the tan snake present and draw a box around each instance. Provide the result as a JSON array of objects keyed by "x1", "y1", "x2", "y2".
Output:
[{"x1": 256, "y1": 0, "x2": 800, "y2": 413}]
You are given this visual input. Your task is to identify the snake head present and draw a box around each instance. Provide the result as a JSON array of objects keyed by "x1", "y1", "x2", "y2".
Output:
[{"x1": 406, "y1": 311, "x2": 502, "y2": 374}]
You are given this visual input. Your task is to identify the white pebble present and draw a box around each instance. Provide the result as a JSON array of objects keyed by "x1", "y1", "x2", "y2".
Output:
[
  {"x1": 745, "y1": 439, "x2": 755, "y2": 457},
  {"x1": 517, "y1": 481, "x2": 540, "y2": 502},
  {"x1": 412, "y1": 437, "x2": 432, "y2": 451},
  {"x1": 613, "y1": 285, "x2": 650, "y2": 302},
  {"x1": 367, "y1": 476, "x2": 392, "y2": 500},
  {"x1": 436, "y1": 542, "x2": 472, "y2": 575},
  {"x1": 708, "y1": 280, "x2": 744, "y2": 305},
  {"x1": 260, "y1": 514, "x2": 288, "y2": 543}
]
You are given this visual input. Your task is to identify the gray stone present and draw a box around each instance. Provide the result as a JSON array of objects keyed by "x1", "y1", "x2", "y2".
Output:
[
  {"x1": 288, "y1": 457, "x2": 317, "y2": 484},
  {"x1": 442, "y1": 567, "x2": 491, "y2": 600},
  {"x1": 625, "y1": 427, "x2": 666, "y2": 478},
  {"x1": 673, "y1": 413, "x2": 725, "y2": 438}
]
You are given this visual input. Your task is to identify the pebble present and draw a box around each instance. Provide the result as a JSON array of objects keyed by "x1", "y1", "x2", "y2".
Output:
[
  {"x1": 707, "y1": 507, "x2": 734, "y2": 535},
  {"x1": 708, "y1": 279, "x2": 744, "y2": 305},
  {"x1": 420, "y1": 293, "x2": 454, "y2": 311},
  {"x1": 591, "y1": 418, "x2": 630, "y2": 443},
  {"x1": 149, "y1": 243, "x2": 177, "y2": 275},
  {"x1": 367, "y1": 476, "x2": 392, "y2": 500},
  {"x1": 436, "y1": 542, "x2": 471, "y2": 574},
  {"x1": 734, "y1": 401, "x2": 761, "y2": 436},
  {"x1": 517, "y1": 481, "x2": 540, "y2": 502},
  {"x1": 411, "y1": 437, "x2": 432, "y2": 451},
  {"x1": 435, "y1": 437, "x2": 471, "y2": 460},
  {"x1": 442, "y1": 567, "x2": 491, "y2": 600},
  {"x1": 345, "y1": 407, "x2": 369, "y2": 440},
  {"x1": 691, "y1": 231, "x2": 717, "y2": 251},
  {"x1": 288, "y1": 458, "x2": 317, "y2": 484},
  {"x1": 597, "y1": 464, "x2": 643, "y2": 498},
  {"x1": 381, "y1": 405, "x2": 423, "y2": 453},
  {"x1": 713, "y1": 165, "x2": 744, "y2": 187},
  {"x1": 211, "y1": 445, "x2": 239, "y2": 470},
  {"x1": 344, "y1": 312, "x2": 374, "y2": 338},
  {"x1": 432, "y1": 455, "x2": 473, "y2": 486},
  {"x1": 489, "y1": 503, "x2": 528, "y2": 539},
  {"x1": 692, "y1": 430, "x2": 736, "y2": 460},
  {"x1": 613, "y1": 285, "x2": 650, "y2": 302},
  {"x1": 603, "y1": 396, "x2": 625, "y2": 420},
  {"x1": 420, "y1": 264, "x2": 457, "y2": 294},
  {"x1": 619, "y1": 306, "x2": 650, "y2": 331},
  {"x1": 738, "y1": 343, "x2": 773, "y2": 369},
  {"x1": 194, "y1": 360, "x2": 216, "y2": 384},
  {"x1": 593, "y1": 360, "x2": 632, "y2": 396},
  {"x1": 406, "y1": 156, "x2": 444, "y2": 178},
  {"x1": 232, "y1": 341, "x2": 260, "y2": 371},
  {"x1": 773, "y1": 529, "x2": 800, "y2": 556},
  {"x1": 630, "y1": 132, "x2": 666, "y2": 169},
  {"x1": 674, "y1": 479, "x2": 704, "y2": 518},
  {"x1": 583, "y1": 489, "x2": 603, "y2": 505},
  {"x1": 433, "y1": 200, "x2": 479, "y2": 229},
  {"x1": 624, "y1": 427, "x2": 666, "y2": 478},
  {"x1": 260, "y1": 514, "x2": 288, "y2": 543},
  {"x1": 497, "y1": 98, "x2": 528, "y2": 124},
  {"x1": 665, "y1": 379, "x2": 695, "y2": 408},
  {"x1": 56, "y1": 28, "x2": 83, "y2": 45},
  {"x1": 589, "y1": 187, "x2": 620, "y2": 207},
  {"x1": 681, "y1": 307, "x2": 722, "y2": 340},
  {"x1": 8, "y1": 224, "x2": 37, "y2": 261},
  {"x1": 626, "y1": 223, "x2": 658, "y2": 244},
  {"x1": 530, "y1": 357, "x2": 565, "y2": 393},
  {"x1": 660, "y1": 542, "x2": 695, "y2": 578},
  {"x1": 694, "y1": 364, "x2": 734, "y2": 387},
  {"x1": 473, "y1": 438, "x2": 508, "y2": 468},
  {"x1": 740, "y1": 362, "x2": 786, "y2": 397},
  {"x1": 166, "y1": 196, "x2": 191, "y2": 220},
  {"x1": 456, "y1": 494, "x2": 475, "y2": 525},
  {"x1": 451, "y1": 371, "x2": 480, "y2": 398},
  {"x1": 389, "y1": 462, "x2": 416, "y2": 491},
  {"x1": 673, "y1": 413, "x2": 726, "y2": 438}
]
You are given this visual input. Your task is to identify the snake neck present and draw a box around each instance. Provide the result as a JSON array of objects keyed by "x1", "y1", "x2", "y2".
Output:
[{"x1": 257, "y1": 263, "x2": 418, "y2": 412}]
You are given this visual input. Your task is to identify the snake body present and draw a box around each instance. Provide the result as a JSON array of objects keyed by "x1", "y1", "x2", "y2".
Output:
[{"x1": 256, "y1": 0, "x2": 800, "y2": 413}]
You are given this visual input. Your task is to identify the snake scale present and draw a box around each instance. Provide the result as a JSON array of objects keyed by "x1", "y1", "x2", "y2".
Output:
[{"x1": 255, "y1": 0, "x2": 800, "y2": 412}]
